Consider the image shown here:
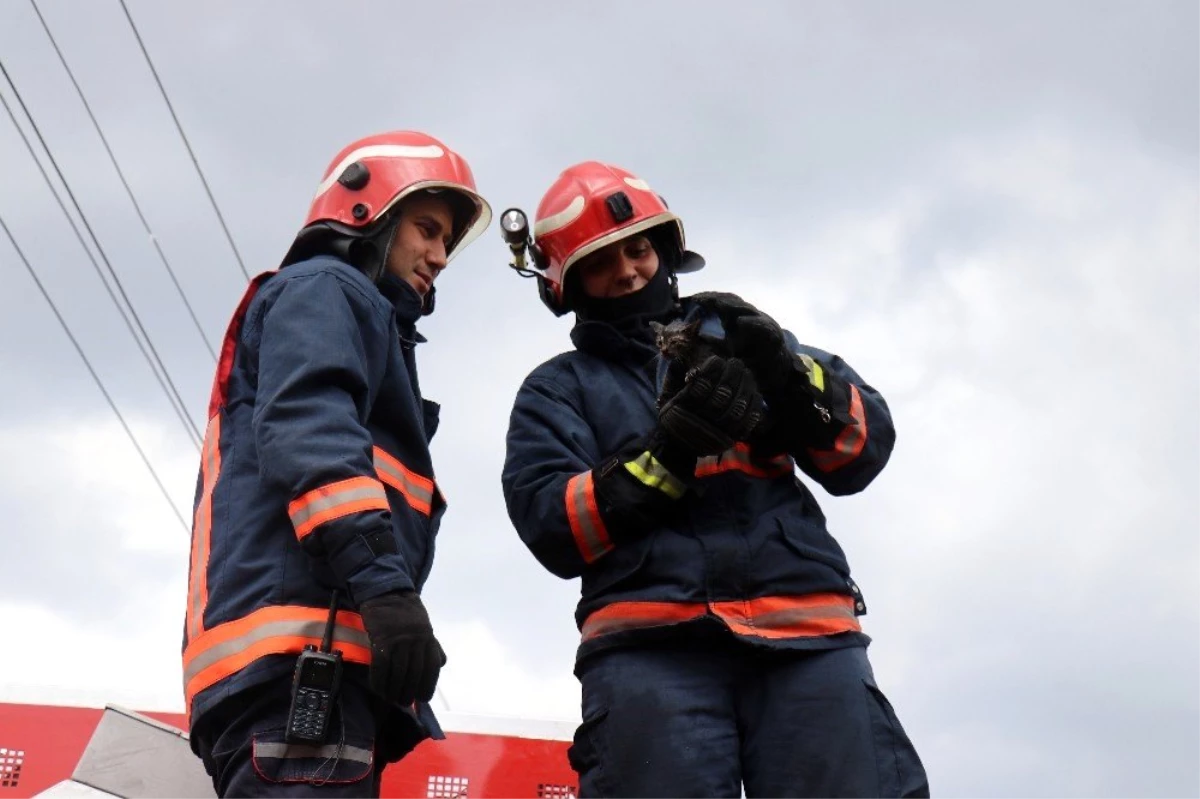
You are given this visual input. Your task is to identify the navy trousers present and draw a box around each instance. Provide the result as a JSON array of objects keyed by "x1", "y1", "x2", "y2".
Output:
[
  {"x1": 569, "y1": 642, "x2": 929, "y2": 798},
  {"x1": 192, "y1": 677, "x2": 430, "y2": 798}
]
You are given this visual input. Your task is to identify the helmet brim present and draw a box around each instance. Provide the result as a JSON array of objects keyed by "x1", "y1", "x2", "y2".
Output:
[
  {"x1": 376, "y1": 180, "x2": 493, "y2": 262},
  {"x1": 676, "y1": 249, "x2": 706, "y2": 274},
  {"x1": 558, "y1": 213, "x2": 690, "y2": 285}
]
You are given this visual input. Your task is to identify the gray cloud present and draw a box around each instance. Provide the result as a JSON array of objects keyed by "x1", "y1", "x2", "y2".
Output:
[{"x1": 1, "y1": 1, "x2": 1196, "y2": 795}]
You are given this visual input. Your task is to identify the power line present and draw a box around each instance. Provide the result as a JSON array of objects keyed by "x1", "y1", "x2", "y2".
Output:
[
  {"x1": 119, "y1": 0, "x2": 252, "y2": 283},
  {"x1": 29, "y1": 0, "x2": 218, "y2": 361},
  {"x1": 0, "y1": 69, "x2": 203, "y2": 450},
  {"x1": 0, "y1": 211, "x2": 190, "y2": 534},
  {"x1": 0, "y1": 61, "x2": 203, "y2": 450}
]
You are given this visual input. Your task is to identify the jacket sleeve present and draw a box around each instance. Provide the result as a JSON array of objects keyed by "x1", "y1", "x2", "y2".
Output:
[
  {"x1": 780, "y1": 332, "x2": 896, "y2": 496},
  {"x1": 501, "y1": 374, "x2": 695, "y2": 580},
  {"x1": 251, "y1": 271, "x2": 414, "y2": 604}
]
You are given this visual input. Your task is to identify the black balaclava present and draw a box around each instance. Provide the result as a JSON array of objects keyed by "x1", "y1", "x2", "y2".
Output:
[{"x1": 566, "y1": 228, "x2": 681, "y2": 342}]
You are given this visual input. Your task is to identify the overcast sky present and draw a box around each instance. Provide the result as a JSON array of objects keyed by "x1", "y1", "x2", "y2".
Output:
[{"x1": 0, "y1": 1, "x2": 1196, "y2": 796}]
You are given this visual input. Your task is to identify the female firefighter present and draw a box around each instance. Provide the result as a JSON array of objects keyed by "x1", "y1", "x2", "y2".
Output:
[{"x1": 500, "y1": 161, "x2": 928, "y2": 798}]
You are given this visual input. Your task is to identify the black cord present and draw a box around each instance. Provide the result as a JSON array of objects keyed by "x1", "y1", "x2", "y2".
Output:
[{"x1": 309, "y1": 701, "x2": 345, "y2": 786}]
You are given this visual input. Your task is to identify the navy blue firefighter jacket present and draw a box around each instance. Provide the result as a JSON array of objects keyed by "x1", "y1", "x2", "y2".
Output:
[
  {"x1": 502, "y1": 297, "x2": 893, "y2": 663},
  {"x1": 182, "y1": 257, "x2": 445, "y2": 743}
]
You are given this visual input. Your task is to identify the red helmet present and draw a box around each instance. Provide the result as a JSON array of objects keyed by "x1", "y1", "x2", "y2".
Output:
[
  {"x1": 296, "y1": 130, "x2": 491, "y2": 263},
  {"x1": 531, "y1": 162, "x2": 702, "y2": 310}
]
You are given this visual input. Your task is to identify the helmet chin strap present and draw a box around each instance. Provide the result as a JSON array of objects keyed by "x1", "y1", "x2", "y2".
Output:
[
  {"x1": 349, "y1": 215, "x2": 399, "y2": 284},
  {"x1": 350, "y1": 217, "x2": 438, "y2": 315},
  {"x1": 285, "y1": 207, "x2": 440, "y2": 315}
]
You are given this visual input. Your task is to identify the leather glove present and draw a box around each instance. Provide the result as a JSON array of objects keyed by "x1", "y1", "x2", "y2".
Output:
[
  {"x1": 730, "y1": 316, "x2": 795, "y2": 395},
  {"x1": 692, "y1": 291, "x2": 853, "y2": 451},
  {"x1": 658, "y1": 354, "x2": 764, "y2": 456},
  {"x1": 359, "y1": 590, "x2": 446, "y2": 706},
  {"x1": 691, "y1": 291, "x2": 793, "y2": 394}
]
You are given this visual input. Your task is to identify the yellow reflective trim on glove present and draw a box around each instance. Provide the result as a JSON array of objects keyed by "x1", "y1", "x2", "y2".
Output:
[{"x1": 624, "y1": 451, "x2": 687, "y2": 500}]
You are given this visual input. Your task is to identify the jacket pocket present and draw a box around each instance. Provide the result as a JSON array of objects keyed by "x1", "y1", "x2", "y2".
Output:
[
  {"x1": 776, "y1": 517, "x2": 851, "y2": 577},
  {"x1": 415, "y1": 519, "x2": 438, "y2": 589},
  {"x1": 421, "y1": 398, "x2": 441, "y2": 442},
  {"x1": 579, "y1": 531, "x2": 655, "y2": 602}
]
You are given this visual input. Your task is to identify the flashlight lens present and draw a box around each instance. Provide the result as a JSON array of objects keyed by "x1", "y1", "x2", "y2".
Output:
[{"x1": 501, "y1": 209, "x2": 526, "y2": 232}]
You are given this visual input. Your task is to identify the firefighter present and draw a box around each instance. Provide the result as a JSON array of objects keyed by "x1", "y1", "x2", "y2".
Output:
[
  {"x1": 182, "y1": 131, "x2": 491, "y2": 797},
  {"x1": 501, "y1": 161, "x2": 928, "y2": 797}
]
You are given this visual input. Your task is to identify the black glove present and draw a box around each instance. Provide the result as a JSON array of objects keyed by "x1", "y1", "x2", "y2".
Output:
[
  {"x1": 359, "y1": 590, "x2": 446, "y2": 707},
  {"x1": 590, "y1": 427, "x2": 697, "y2": 545},
  {"x1": 658, "y1": 354, "x2": 764, "y2": 456},
  {"x1": 692, "y1": 291, "x2": 853, "y2": 452},
  {"x1": 690, "y1": 291, "x2": 761, "y2": 317},
  {"x1": 728, "y1": 315, "x2": 796, "y2": 395},
  {"x1": 730, "y1": 317, "x2": 855, "y2": 451},
  {"x1": 691, "y1": 291, "x2": 793, "y2": 394}
]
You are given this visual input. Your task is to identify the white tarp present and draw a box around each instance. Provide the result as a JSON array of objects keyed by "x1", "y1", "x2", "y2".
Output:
[{"x1": 33, "y1": 706, "x2": 214, "y2": 798}]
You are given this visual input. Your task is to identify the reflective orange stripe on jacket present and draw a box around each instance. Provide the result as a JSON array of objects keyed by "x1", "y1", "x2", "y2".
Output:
[
  {"x1": 373, "y1": 446, "x2": 435, "y2": 516},
  {"x1": 695, "y1": 443, "x2": 794, "y2": 479},
  {"x1": 285, "y1": 448, "x2": 437, "y2": 543},
  {"x1": 183, "y1": 604, "x2": 371, "y2": 718},
  {"x1": 566, "y1": 471, "x2": 612, "y2": 564},
  {"x1": 580, "y1": 593, "x2": 860, "y2": 642},
  {"x1": 287, "y1": 475, "x2": 389, "y2": 541},
  {"x1": 186, "y1": 416, "x2": 222, "y2": 644},
  {"x1": 808, "y1": 385, "x2": 867, "y2": 472}
]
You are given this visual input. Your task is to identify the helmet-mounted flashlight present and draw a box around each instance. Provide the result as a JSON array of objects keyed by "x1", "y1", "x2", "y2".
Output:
[
  {"x1": 500, "y1": 208, "x2": 528, "y2": 244},
  {"x1": 500, "y1": 207, "x2": 535, "y2": 276}
]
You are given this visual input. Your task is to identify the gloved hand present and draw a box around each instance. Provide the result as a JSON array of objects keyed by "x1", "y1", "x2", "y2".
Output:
[
  {"x1": 658, "y1": 354, "x2": 764, "y2": 456},
  {"x1": 728, "y1": 315, "x2": 795, "y2": 395},
  {"x1": 692, "y1": 291, "x2": 852, "y2": 452},
  {"x1": 691, "y1": 291, "x2": 793, "y2": 394},
  {"x1": 359, "y1": 590, "x2": 446, "y2": 707},
  {"x1": 690, "y1": 291, "x2": 762, "y2": 318}
]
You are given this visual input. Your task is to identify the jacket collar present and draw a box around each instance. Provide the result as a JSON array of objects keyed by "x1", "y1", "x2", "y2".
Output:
[
  {"x1": 378, "y1": 273, "x2": 428, "y2": 343},
  {"x1": 569, "y1": 300, "x2": 702, "y2": 362}
]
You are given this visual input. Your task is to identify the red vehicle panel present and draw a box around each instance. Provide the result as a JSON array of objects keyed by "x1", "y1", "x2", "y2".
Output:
[{"x1": 0, "y1": 702, "x2": 576, "y2": 798}]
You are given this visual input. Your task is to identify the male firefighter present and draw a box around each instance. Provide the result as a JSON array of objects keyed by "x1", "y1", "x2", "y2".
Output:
[
  {"x1": 182, "y1": 131, "x2": 491, "y2": 797},
  {"x1": 501, "y1": 161, "x2": 928, "y2": 797}
]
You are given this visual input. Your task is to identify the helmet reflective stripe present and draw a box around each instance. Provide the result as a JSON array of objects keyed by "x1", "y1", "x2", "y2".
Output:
[
  {"x1": 531, "y1": 161, "x2": 694, "y2": 302},
  {"x1": 287, "y1": 130, "x2": 491, "y2": 269},
  {"x1": 533, "y1": 195, "x2": 586, "y2": 237},
  {"x1": 312, "y1": 144, "x2": 446, "y2": 200},
  {"x1": 558, "y1": 212, "x2": 682, "y2": 276}
]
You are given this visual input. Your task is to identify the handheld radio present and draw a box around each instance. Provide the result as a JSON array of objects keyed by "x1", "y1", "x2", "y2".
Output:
[{"x1": 284, "y1": 591, "x2": 344, "y2": 745}]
